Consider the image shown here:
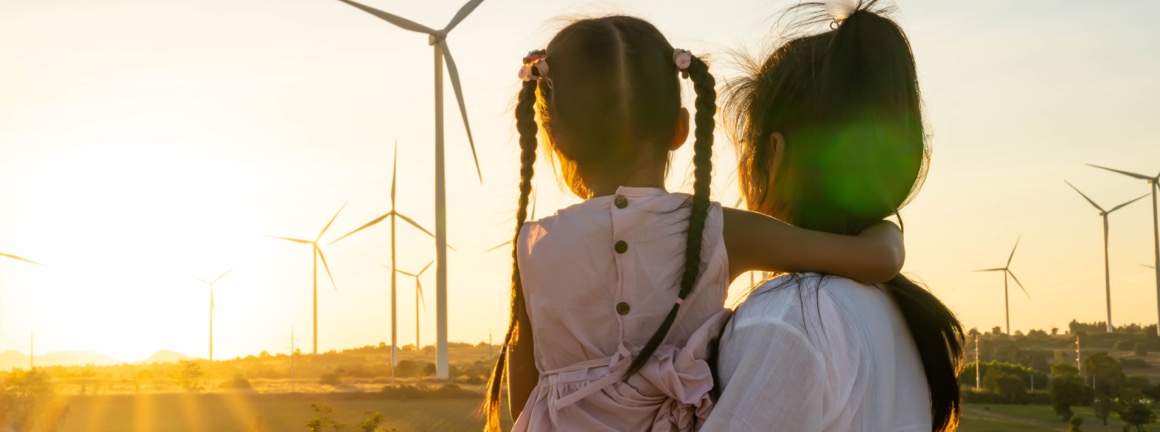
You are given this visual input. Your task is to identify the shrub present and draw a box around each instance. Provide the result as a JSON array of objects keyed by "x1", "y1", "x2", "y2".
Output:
[
  {"x1": 1068, "y1": 415, "x2": 1083, "y2": 432},
  {"x1": 319, "y1": 373, "x2": 342, "y2": 387},
  {"x1": 1133, "y1": 343, "x2": 1148, "y2": 357},
  {"x1": 221, "y1": 374, "x2": 252, "y2": 390}
]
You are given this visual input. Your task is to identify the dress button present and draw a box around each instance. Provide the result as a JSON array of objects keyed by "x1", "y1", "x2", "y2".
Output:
[
  {"x1": 614, "y1": 195, "x2": 628, "y2": 209},
  {"x1": 616, "y1": 302, "x2": 631, "y2": 315},
  {"x1": 614, "y1": 240, "x2": 628, "y2": 254}
]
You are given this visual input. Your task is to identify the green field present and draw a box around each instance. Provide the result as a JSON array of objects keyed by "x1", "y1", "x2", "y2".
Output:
[
  {"x1": 960, "y1": 404, "x2": 1159, "y2": 432},
  {"x1": 53, "y1": 394, "x2": 1160, "y2": 432}
]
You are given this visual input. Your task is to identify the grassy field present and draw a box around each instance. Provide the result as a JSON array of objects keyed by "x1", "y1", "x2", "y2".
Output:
[
  {"x1": 57, "y1": 393, "x2": 511, "y2": 432},
  {"x1": 960, "y1": 404, "x2": 1159, "y2": 432},
  {"x1": 54, "y1": 394, "x2": 1160, "y2": 432}
]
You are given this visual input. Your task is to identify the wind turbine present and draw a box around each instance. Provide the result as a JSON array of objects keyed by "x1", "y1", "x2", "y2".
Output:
[
  {"x1": 1066, "y1": 181, "x2": 1149, "y2": 333},
  {"x1": 0, "y1": 252, "x2": 42, "y2": 355},
  {"x1": 330, "y1": 143, "x2": 440, "y2": 372},
  {"x1": 1088, "y1": 164, "x2": 1160, "y2": 328},
  {"x1": 335, "y1": 0, "x2": 485, "y2": 379},
  {"x1": 975, "y1": 237, "x2": 1029, "y2": 335},
  {"x1": 195, "y1": 268, "x2": 234, "y2": 362},
  {"x1": 391, "y1": 260, "x2": 433, "y2": 351},
  {"x1": 269, "y1": 204, "x2": 346, "y2": 354}
]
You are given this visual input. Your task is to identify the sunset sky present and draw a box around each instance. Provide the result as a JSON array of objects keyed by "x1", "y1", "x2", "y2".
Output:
[{"x1": 1, "y1": 0, "x2": 1158, "y2": 362}]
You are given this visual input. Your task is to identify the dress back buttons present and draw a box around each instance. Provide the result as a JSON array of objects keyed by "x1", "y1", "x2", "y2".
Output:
[
  {"x1": 616, "y1": 302, "x2": 631, "y2": 315},
  {"x1": 614, "y1": 240, "x2": 628, "y2": 254}
]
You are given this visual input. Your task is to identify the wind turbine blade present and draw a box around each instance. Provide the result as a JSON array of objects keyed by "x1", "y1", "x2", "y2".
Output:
[
  {"x1": 335, "y1": 0, "x2": 437, "y2": 35},
  {"x1": 391, "y1": 141, "x2": 398, "y2": 209},
  {"x1": 1007, "y1": 236, "x2": 1020, "y2": 267},
  {"x1": 1145, "y1": 264, "x2": 1157, "y2": 269},
  {"x1": 0, "y1": 253, "x2": 43, "y2": 266},
  {"x1": 1007, "y1": 270, "x2": 1030, "y2": 299},
  {"x1": 267, "y1": 236, "x2": 313, "y2": 244},
  {"x1": 396, "y1": 269, "x2": 418, "y2": 278},
  {"x1": 530, "y1": 189, "x2": 538, "y2": 220},
  {"x1": 485, "y1": 241, "x2": 512, "y2": 253},
  {"x1": 1087, "y1": 164, "x2": 1153, "y2": 180},
  {"x1": 195, "y1": 277, "x2": 211, "y2": 285},
  {"x1": 212, "y1": 267, "x2": 236, "y2": 284},
  {"x1": 317, "y1": 246, "x2": 338, "y2": 291},
  {"x1": 394, "y1": 212, "x2": 436, "y2": 238},
  {"x1": 1108, "y1": 193, "x2": 1150, "y2": 213},
  {"x1": 441, "y1": 42, "x2": 483, "y2": 183},
  {"x1": 329, "y1": 213, "x2": 391, "y2": 245},
  {"x1": 418, "y1": 260, "x2": 434, "y2": 276},
  {"x1": 317, "y1": 202, "x2": 348, "y2": 242},
  {"x1": 1065, "y1": 181, "x2": 1105, "y2": 212},
  {"x1": 442, "y1": 0, "x2": 483, "y2": 32}
]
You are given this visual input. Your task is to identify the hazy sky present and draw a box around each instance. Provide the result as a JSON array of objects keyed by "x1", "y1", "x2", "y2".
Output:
[{"x1": 1, "y1": 0, "x2": 1158, "y2": 362}]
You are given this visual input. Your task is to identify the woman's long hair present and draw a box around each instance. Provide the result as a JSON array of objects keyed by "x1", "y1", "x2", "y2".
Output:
[{"x1": 723, "y1": 2, "x2": 964, "y2": 430}]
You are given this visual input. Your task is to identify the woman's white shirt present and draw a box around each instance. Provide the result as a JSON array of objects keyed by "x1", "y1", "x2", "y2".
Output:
[{"x1": 702, "y1": 274, "x2": 931, "y2": 432}]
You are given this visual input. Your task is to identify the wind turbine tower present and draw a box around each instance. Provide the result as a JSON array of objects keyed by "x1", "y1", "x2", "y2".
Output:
[
  {"x1": 269, "y1": 204, "x2": 347, "y2": 354},
  {"x1": 1066, "y1": 181, "x2": 1147, "y2": 333},
  {"x1": 332, "y1": 143, "x2": 440, "y2": 373},
  {"x1": 335, "y1": 0, "x2": 486, "y2": 380},
  {"x1": 974, "y1": 237, "x2": 1030, "y2": 335},
  {"x1": 1088, "y1": 164, "x2": 1160, "y2": 328},
  {"x1": 196, "y1": 268, "x2": 234, "y2": 362}
]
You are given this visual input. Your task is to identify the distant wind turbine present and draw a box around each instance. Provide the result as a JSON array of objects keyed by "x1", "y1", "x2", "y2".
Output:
[
  {"x1": 335, "y1": 0, "x2": 485, "y2": 379},
  {"x1": 330, "y1": 143, "x2": 442, "y2": 372},
  {"x1": 0, "y1": 252, "x2": 42, "y2": 356},
  {"x1": 391, "y1": 261, "x2": 433, "y2": 351},
  {"x1": 1088, "y1": 164, "x2": 1160, "y2": 328},
  {"x1": 269, "y1": 204, "x2": 347, "y2": 354},
  {"x1": 195, "y1": 268, "x2": 234, "y2": 362},
  {"x1": 975, "y1": 237, "x2": 1030, "y2": 335},
  {"x1": 1066, "y1": 181, "x2": 1148, "y2": 333}
]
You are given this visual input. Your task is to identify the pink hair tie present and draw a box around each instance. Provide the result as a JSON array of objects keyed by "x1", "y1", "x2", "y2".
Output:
[
  {"x1": 673, "y1": 49, "x2": 693, "y2": 79},
  {"x1": 518, "y1": 50, "x2": 552, "y2": 88},
  {"x1": 675, "y1": 297, "x2": 684, "y2": 305}
]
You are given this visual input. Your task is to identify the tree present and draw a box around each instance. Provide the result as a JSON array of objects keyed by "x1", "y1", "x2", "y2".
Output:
[
  {"x1": 983, "y1": 367, "x2": 1027, "y2": 403},
  {"x1": 1052, "y1": 362, "x2": 1079, "y2": 378},
  {"x1": 1084, "y1": 352, "x2": 1125, "y2": 397},
  {"x1": 1091, "y1": 393, "x2": 1114, "y2": 426},
  {"x1": 1133, "y1": 343, "x2": 1147, "y2": 357},
  {"x1": 174, "y1": 361, "x2": 204, "y2": 392},
  {"x1": 1050, "y1": 374, "x2": 1089, "y2": 420},
  {"x1": 1118, "y1": 398, "x2": 1155, "y2": 432},
  {"x1": 1052, "y1": 327, "x2": 1060, "y2": 336}
]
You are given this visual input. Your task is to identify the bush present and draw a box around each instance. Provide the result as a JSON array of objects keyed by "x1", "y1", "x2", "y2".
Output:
[
  {"x1": 1133, "y1": 343, "x2": 1148, "y2": 357},
  {"x1": 1068, "y1": 415, "x2": 1083, "y2": 431},
  {"x1": 221, "y1": 374, "x2": 252, "y2": 390},
  {"x1": 319, "y1": 373, "x2": 342, "y2": 387},
  {"x1": 1115, "y1": 340, "x2": 1134, "y2": 351}
]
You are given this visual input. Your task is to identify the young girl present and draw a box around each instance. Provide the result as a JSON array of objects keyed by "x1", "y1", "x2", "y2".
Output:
[
  {"x1": 484, "y1": 16, "x2": 906, "y2": 431},
  {"x1": 706, "y1": 2, "x2": 964, "y2": 431}
]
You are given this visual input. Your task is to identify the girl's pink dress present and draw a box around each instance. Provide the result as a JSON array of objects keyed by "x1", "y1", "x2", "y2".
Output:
[{"x1": 513, "y1": 186, "x2": 729, "y2": 431}]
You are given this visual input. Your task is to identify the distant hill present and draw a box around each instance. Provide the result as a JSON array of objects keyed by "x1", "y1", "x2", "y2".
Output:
[
  {"x1": 137, "y1": 350, "x2": 197, "y2": 364},
  {"x1": 0, "y1": 350, "x2": 122, "y2": 370}
]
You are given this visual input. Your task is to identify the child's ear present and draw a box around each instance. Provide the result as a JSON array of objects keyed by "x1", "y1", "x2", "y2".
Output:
[
  {"x1": 769, "y1": 132, "x2": 785, "y2": 179},
  {"x1": 668, "y1": 108, "x2": 691, "y2": 151}
]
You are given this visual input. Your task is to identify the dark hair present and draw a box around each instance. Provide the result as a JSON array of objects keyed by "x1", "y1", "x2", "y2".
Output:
[
  {"x1": 483, "y1": 16, "x2": 716, "y2": 431},
  {"x1": 723, "y1": 2, "x2": 964, "y2": 431}
]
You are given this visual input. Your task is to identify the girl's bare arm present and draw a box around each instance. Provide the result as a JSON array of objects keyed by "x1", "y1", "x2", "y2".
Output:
[{"x1": 723, "y1": 207, "x2": 904, "y2": 283}]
